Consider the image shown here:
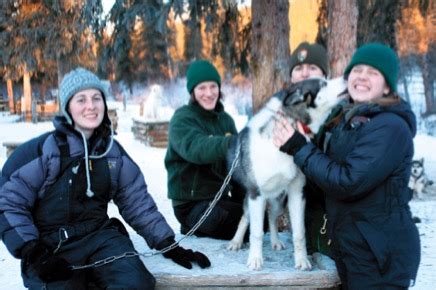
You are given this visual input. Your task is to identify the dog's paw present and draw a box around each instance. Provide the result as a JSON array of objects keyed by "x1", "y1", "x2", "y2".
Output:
[
  {"x1": 227, "y1": 240, "x2": 243, "y2": 251},
  {"x1": 271, "y1": 240, "x2": 285, "y2": 251},
  {"x1": 294, "y1": 256, "x2": 312, "y2": 271},
  {"x1": 247, "y1": 256, "x2": 263, "y2": 270}
]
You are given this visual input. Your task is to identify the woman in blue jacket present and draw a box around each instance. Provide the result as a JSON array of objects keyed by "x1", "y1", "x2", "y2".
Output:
[
  {"x1": 273, "y1": 43, "x2": 420, "y2": 289},
  {"x1": 0, "y1": 68, "x2": 209, "y2": 289}
]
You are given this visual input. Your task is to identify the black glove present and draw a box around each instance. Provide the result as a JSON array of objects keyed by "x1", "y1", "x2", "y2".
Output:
[
  {"x1": 279, "y1": 130, "x2": 308, "y2": 156},
  {"x1": 163, "y1": 246, "x2": 211, "y2": 269},
  {"x1": 158, "y1": 237, "x2": 211, "y2": 269},
  {"x1": 21, "y1": 240, "x2": 73, "y2": 282}
]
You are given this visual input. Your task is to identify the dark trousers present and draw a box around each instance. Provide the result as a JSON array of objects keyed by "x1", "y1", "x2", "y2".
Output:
[
  {"x1": 22, "y1": 226, "x2": 155, "y2": 289},
  {"x1": 174, "y1": 199, "x2": 244, "y2": 240},
  {"x1": 335, "y1": 253, "x2": 407, "y2": 290},
  {"x1": 331, "y1": 217, "x2": 417, "y2": 290}
]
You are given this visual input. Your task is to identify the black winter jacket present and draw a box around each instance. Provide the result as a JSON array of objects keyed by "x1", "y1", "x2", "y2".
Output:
[{"x1": 294, "y1": 99, "x2": 420, "y2": 286}]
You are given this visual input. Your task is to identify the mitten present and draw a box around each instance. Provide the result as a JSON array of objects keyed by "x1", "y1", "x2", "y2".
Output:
[
  {"x1": 21, "y1": 240, "x2": 73, "y2": 282},
  {"x1": 157, "y1": 237, "x2": 211, "y2": 269}
]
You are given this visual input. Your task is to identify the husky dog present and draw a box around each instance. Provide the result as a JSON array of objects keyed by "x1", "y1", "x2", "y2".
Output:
[
  {"x1": 409, "y1": 158, "x2": 434, "y2": 199},
  {"x1": 227, "y1": 77, "x2": 346, "y2": 271}
]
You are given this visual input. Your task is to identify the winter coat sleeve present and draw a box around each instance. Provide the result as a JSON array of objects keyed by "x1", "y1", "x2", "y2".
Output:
[
  {"x1": 112, "y1": 146, "x2": 175, "y2": 249},
  {"x1": 294, "y1": 113, "x2": 413, "y2": 201},
  {"x1": 0, "y1": 140, "x2": 51, "y2": 258},
  {"x1": 168, "y1": 111, "x2": 233, "y2": 165}
]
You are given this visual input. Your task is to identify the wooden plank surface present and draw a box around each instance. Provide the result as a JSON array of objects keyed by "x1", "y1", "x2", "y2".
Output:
[{"x1": 138, "y1": 233, "x2": 340, "y2": 290}]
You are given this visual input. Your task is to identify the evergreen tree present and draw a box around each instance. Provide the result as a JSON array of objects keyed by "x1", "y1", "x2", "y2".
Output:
[
  {"x1": 357, "y1": 0, "x2": 401, "y2": 49},
  {"x1": 101, "y1": 0, "x2": 173, "y2": 88}
]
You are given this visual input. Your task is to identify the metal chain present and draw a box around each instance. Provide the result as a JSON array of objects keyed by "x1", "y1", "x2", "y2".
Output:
[{"x1": 70, "y1": 143, "x2": 241, "y2": 271}]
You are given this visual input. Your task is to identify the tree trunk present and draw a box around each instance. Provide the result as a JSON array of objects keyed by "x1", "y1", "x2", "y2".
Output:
[
  {"x1": 7, "y1": 79, "x2": 15, "y2": 114},
  {"x1": 422, "y1": 51, "x2": 435, "y2": 115},
  {"x1": 422, "y1": 0, "x2": 436, "y2": 115},
  {"x1": 357, "y1": 0, "x2": 400, "y2": 49},
  {"x1": 184, "y1": 10, "x2": 203, "y2": 61},
  {"x1": 56, "y1": 51, "x2": 78, "y2": 86},
  {"x1": 23, "y1": 68, "x2": 32, "y2": 122},
  {"x1": 40, "y1": 81, "x2": 46, "y2": 103},
  {"x1": 251, "y1": 0, "x2": 291, "y2": 114},
  {"x1": 327, "y1": 0, "x2": 358, "y2": 78}
]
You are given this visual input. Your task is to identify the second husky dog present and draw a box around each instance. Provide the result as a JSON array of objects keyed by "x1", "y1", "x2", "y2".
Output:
[{"x1": 409, "y1": 158, "x2": 434, "y2": 199}]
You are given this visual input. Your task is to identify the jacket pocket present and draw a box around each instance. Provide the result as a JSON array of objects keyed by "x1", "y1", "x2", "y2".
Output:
[{"x1": 354, "y1": 218, "x2": 391, "y2": 274}]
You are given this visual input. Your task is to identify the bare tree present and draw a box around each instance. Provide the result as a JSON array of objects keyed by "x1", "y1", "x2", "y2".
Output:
[
  {"x1": 251, "y1": 0, "x2": 290, "y2": 113},
  {"x1": 397, "y1": 0, "x2": 426, "y2": 102},
  {"x1": 357, "y1": 0, "x2": 401, "y2": 49},
  {"x1": 420, "y1": 0, "x2": 436, "y2": 115},
  {"x1": 326, "y1": 0, "x2": 358, "y2": 78}
]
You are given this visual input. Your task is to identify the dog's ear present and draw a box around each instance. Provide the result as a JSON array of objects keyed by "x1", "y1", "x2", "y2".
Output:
[
  {"x1": 289, "y1": 78, "x2": 326, "y2": 108},
  {"x1": 283, "y1": 88, "x2": 305, "y2": 107},
  {"x1": 420, "y1": 158, "x2": 424, "y2": 165},
  {"x1": 305, "y1": 94, "x2": 313, "y2": 107}
]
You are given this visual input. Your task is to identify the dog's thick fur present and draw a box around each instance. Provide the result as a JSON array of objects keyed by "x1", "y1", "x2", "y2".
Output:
[
  {"x1": 409, "y1": 158, "x2": 434, "y2": 199},
  {"x1": 226, "y1": 77, "x2": 346, "y2": 270},
  {"x1": 144, "y1": 84, "x2": 164, "y2": 120}
]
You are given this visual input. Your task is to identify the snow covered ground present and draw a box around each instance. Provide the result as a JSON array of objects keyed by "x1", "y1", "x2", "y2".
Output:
[{"x1": 0, "y1": 102, "x2": 435, "y2": 289}]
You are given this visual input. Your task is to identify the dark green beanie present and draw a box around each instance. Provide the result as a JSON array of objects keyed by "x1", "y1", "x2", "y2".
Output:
[
  {"x1": 186, "y1": 60, "x2": 221, "y2": 93},
  {"x1": 344, "y1": 43, "x2": 399, "y2": 92},
  {"x1": 290, "y1": 42, "x2": 329, "y2": 76}
]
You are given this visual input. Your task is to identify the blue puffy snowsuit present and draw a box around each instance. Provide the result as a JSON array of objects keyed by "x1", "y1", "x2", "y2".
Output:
[
  {"x1": 294, "y1": 100, "x2": 420, "y2": 289},
  {"x1": 0, "y1": 115, "x2": 175, "y2": 289}
]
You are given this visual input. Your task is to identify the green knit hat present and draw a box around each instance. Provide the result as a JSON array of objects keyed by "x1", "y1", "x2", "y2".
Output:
[
  {"x1": 344, "y1": 43, "x2": 399, "y2": 92},
  {"x1": 59, "y1": 67, "x2": 108, "y2": 125},
  {"x1": 290, "y1": 42, "x2": 328, "y2": 76},
  {"x1": 186, "y1": 60, "x2": 221, "y2": 93}
]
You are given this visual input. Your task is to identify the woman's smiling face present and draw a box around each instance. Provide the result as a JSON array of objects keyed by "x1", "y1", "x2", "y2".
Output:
[
  {"x1": 193, "y1": 81, "x2": 220, "y2": 111},
  {"x1": 68, "y1": 88, "x2": 105, "y2": 138},
  {"x1": 347, "y1": 64, "x2": 390, "y2": 103}
]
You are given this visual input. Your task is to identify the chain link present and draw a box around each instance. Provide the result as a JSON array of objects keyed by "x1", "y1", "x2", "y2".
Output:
[
  {"x1": 70, "y1": 143, "x2": 241, "y2": 271},
  {"x1": 320, "y1": 214, "x2": 327, "y2": 235}
]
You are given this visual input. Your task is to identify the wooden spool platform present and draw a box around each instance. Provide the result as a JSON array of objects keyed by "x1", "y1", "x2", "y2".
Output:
[
  {"x1": 132, "y1": 119, "x2": 169, "y2": 148},
  {"x1": 136, "y1": 233, "x2": 341, "y2": 290}
]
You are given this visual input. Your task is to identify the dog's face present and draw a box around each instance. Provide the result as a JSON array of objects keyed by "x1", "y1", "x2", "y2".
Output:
[
  {"x1": 275, "y1": 77, "x2": 346, "y2": 125},
  {"x1": 273, "y1": 78, "x2": 327, "y2": 124},
  {"x1": 411, "y1": 158, "x2": 425, "y2": 177},
  {"x1": 149, "y1": 84, "x2": 163, "y2": 99},
  {"x1": 312, "y1": 77, "x2": 347, "y2": 108}
]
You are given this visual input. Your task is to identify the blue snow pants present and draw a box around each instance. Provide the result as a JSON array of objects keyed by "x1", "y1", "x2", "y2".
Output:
[{"x1": 21, "y1": 225, "x2": 155, "y2": 289}]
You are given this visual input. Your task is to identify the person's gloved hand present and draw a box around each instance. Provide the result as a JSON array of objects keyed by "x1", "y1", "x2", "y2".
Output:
[
  {"x1": 163, "y1": 245, "x2": 211, "y2": 269},
  {"x1": 21, "y1": 240, "x2": 73, "y2": 282},
  {"x1": 158, "y1": 237, "x2": 211, "y2": 269},
  {"x1": 279, "y1": 129, "x2": 308, "y2": 156}
]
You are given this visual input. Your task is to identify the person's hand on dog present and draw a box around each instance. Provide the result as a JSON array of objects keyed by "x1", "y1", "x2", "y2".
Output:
[
  {"x1": 273, "y1": 116, "x2": 308, "y2": 156},
  {"x1": 21, "y1": 240, "x2": 73, "y2": 282}
]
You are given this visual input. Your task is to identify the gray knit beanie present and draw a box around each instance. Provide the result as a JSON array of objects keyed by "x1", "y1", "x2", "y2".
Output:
[{"x1": 59, "y1": 67, "x2": 108, "y2": 125}]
